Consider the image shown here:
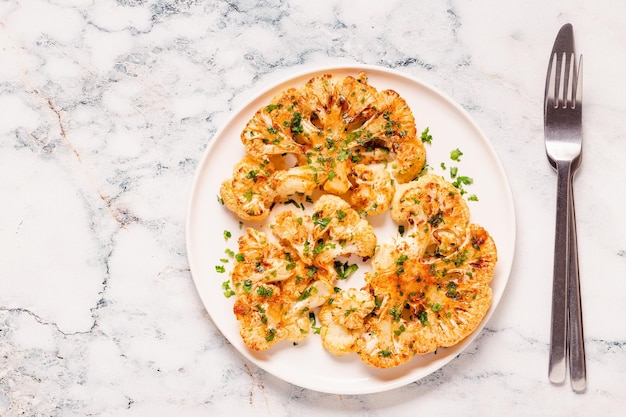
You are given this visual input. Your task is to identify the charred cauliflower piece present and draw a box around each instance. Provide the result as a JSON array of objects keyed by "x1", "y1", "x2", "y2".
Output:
[
  {"x1": 391, "y1": 173, "x2": 470, "y2": 259},
  {"x1": 231, "y1": 195, "x2": 377, "y2": 351},
  {"x1": 352, "y1": 177, "x2": 497, "y2": 368},
  {"x1": 221, "y1": 72, "x2": 426, "y2": 221},
  {"x1": 232, "y1": 228, "x2": 333, "y2": 350},
  {"x1": 220, "y1": 155, "x2": 317, "y2": 222},
  {"x1": 272, "y1": 194, "x2": 377, "y2": 269}
]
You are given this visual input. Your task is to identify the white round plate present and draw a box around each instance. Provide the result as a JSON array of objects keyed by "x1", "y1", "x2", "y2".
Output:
[{"x1": 186, "y1": 64, "x2": 516, "y2": 395}]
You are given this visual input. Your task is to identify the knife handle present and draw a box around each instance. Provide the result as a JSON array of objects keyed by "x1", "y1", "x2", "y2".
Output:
[
  {"x1": 549, "y1": 161, "x2": 571, "y2": 384},
  {"x1": 568, "y1": 180, "x2": 586, "y2": 392}
]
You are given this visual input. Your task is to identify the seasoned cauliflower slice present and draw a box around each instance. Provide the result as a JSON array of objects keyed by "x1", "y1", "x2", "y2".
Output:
[
  {"x1": 353, "y1": 226, "x2": 497, "y2": 367},
  {"x1": 231, "y1": 228, "x2": 333, "y2": 350},
  {"x1": 221, "y1": 72, "x2": 426, "y2": 221}
]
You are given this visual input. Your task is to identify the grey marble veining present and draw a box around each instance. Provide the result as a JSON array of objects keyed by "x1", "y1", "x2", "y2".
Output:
[{"x1": 1, "y1": 0, "x2": 625, "y2": 415}]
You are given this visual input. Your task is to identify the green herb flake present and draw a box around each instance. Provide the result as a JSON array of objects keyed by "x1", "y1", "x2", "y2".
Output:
[
  {"x1": 221, "y1": 280, "x2": 235, "y2": 298},
  {"x1": 420, "y1": 127, "x2": 433, "y2": 144},
  {"x1": 256, "y1": 286, "x2": 273, "y2": 297},
  {"x1": 333, "y1": 261, "x2": 359, "y2": 280},
  {"x1": 378, "y1": 349, "x2": 392, "y2": 357},
  {"x1": 450, "y1": 148, "x2": 463, "y2": 161}
]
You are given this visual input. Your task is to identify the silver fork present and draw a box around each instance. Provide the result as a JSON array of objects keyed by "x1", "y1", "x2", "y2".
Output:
[{"x1": 544, "y1": 23, "x2": 586, "y2": 392}]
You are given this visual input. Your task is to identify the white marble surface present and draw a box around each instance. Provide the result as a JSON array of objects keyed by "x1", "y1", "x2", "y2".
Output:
[{"x1": 1, "y1": 0, "x2": 625, "y2": 415}]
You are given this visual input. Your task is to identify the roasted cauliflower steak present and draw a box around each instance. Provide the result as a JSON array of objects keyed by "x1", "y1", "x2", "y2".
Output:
[
  {"x1": 220, "y1": 72, "x2": 426, "y2": 220},
  {"x1": 231, "y1": 195, "x2": 377, "y2": 351},
  {"x1": 355, "y1": 174, "x2": 497, "y2": 367}
]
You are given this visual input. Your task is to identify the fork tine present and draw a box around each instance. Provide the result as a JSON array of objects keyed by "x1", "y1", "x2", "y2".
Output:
[
  {"x1": 562, "y1": 52, "x2": 573, "y2": 108},
  {"x1": 574, "y1": 55, "x2": 583, "y2": 108}
]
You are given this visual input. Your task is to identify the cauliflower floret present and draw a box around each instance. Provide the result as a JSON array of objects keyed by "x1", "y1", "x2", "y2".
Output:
[
  {"x1": 308, "y1": 194, "x2": 377, "y2": 265},
  {"x1": 220, "y1": 155, "x2": 277, "y2": 222},
  {"x1": 391, "y1": 173, "x2": 470, "y2": 259},
  {"x1": 271, "y1": 210, "x2": 316, "y2": 264},
  {"x1": 241, "y1": 89, "x2": 307, "y2": 159},
  {"x1": 355, "y1": 291, "x2": 421, "y2": 368},
  {"x1": 349, "y1": 163, "x2": 395, "y2": 216},
  {"x1": 319, "y1": 288, "x2": 376, "y2": 356},
  {"x1": 272, "y1": 194, "x2": 377, "y2": 268},
  {"x1": 220, "y1": 156, "x2": 317, "y2": 222},
  {"x1": 356, "y1": 88, "x2": 425, "y2": 183}
]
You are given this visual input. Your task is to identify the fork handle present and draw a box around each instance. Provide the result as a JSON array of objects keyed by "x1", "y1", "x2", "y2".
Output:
[
  {"x1": 549, "y1": 160, "x2": 571, "y2": 384},
  {"x1": 568, "y1": 180, "x2": 586, "y2": 392}
]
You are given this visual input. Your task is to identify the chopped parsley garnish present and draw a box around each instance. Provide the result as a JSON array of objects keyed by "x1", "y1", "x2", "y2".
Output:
[
  {"x1": 394, "y1": 324, "x2": 406, "y2": 336},
  {"x1": 223, "y1": 230, "x2": 232, "y2": 240},
  {"x1": 306, "y1": 265, "x2": 318, "y2": 278},
  {"x1": 290, "y1": 112, "x2": 303, "y2": 135},
  {"x1": 420, "y1": 127, "x2": 433, "y2": 144},
  {"x1": 378, "y1": 349, "x2": 392, "y2": 357},
  {"x1": 418, "y1": 310, "x2": 430, "y2": 326},
  {"x1": 312, "y1": 212, "x2": 332, "y2": 229},
  {"x1": 298, "y1": 286, "x2": 314, "y2": 301},
  {"x1": 313, "y1": 240, "x2": 336, "y2": 255},
  {"x1": 446, "y1": 282, "x2": 458, "y2": 299},
  {"x1": 256, "y1": 286, "x2": 273, "y2": 297},
  {"x1": 333, "y1": 261, "x2": 359, "y2": 280},
  {"x1": 221, "y1": 280, "x2": 235, "y2": 298},
  {"x1": 450, "y1": 148, "x2": 463, "y2": 161},
  {"x1": 265, "y1": 103, "x2": 282, "y2": 112},
  {"x1": 215, "y1": 265, "x2": 226, "y2": 273},
  {"x1": 428, "y1": 211, "x2": 444, "y2": 228},
  {"x1": 265, "y1": 328, "x2": 277, "y2": 342}
]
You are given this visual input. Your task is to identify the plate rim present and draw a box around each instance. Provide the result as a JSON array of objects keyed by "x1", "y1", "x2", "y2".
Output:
[{"x1": 185, "y1": 63, "x2": 517, "y2": 395}]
